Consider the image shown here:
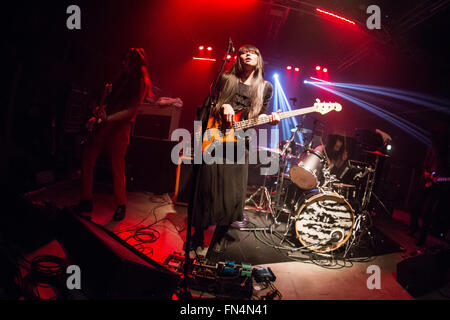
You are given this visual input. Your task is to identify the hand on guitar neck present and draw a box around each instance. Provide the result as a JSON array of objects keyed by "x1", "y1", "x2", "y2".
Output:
[
  {"x1": 81, "y1": 83, "x2": 112, "y2": 145},
  {"x1": 424, "y1": 170, "x2": 450, "y2": 188},
  {"x1": 86, "y1": 105, "x2": 107, "y2": 130},
  {"x1": 220, "y1": 104, "x2": 281, "y2": 129}
]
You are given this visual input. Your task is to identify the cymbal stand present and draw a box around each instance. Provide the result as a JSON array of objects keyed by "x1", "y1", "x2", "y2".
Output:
[
  {"x1": 245, "y1": 173, "x2": 274, "y2": 219},
  {"x1": 240, "y1": 126, "x2": 301, "y2": 248},
  {"x1": 361, "y1": 158, "x2": 377, "y2": 211},
  {"x1": 343, "y1": 208, "x2": 374, "y2": 258},
  {"x1": 272, "y1": 126, "x2": 299, "y2": 224}
]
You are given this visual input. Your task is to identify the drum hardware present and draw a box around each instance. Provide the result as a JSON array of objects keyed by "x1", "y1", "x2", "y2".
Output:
[
  {"x1": 241, "y1": 125, "x2": 307, "y2": 244},
  {"x1": 343, "y1": 209, "x2": 375, "y2": 258},
  {"x1": 245, "y1": 172, "x2": 274, "y2": 217},
  {"x1": 272, "y1": 125, "x2": 303, "y2": 223}
]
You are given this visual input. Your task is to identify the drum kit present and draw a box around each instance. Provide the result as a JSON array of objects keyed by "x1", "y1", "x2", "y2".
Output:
[{"x1": 245, "y1": 127, "x2": 388, "y2": 255}]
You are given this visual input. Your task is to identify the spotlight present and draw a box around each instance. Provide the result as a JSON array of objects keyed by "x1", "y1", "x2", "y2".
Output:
[
  {"x1": 227, "y1": 55, "x2": 232, "y2": 59},
  {"x1": 207, "y1": 46, "x2": 213, "y2": 51},
  {"x1": 315, "y1": 66, "x2": 321, "y2": 71},
  {"x1": 199, "y1": 46, "x2": 204, "y2": 50},
  {"x1": 273, "y1": 73, "x2": 279, "y2": 80},
  {"x1": 386, "y1": 144, "x2": 392, "y2": 152},
  {"x1": 287, "y1": 66, "x2": 292, "y2": 70},
  {"x1": 294, "y1": 67, "x2": 300, "y2": 72},
  {"x1": 323, "y1": 68, "x2": 328, "y2": 73}
]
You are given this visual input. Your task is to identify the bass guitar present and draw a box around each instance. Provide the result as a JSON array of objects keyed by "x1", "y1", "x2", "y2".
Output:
[
  {"x1": 81, "y1": 83, "x2": 112, "y2": 145},
  {"x1": 424, "y1": 171, "x2": 450, "y2": 188},
  {"x1": 201, "y1": 99, "x2": 342, "y2": 153}
]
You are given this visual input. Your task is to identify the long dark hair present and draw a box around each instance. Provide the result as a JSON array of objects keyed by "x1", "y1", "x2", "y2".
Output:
[
  {"x1": 325, "y1": 134, "x2": 346, "y2": 163},
  {"x1": 107, "y1": 48, "x2": 153, "y2": 108},
  {"x1": 212, "y1": 45, "x2": 267, "y2": 119}
]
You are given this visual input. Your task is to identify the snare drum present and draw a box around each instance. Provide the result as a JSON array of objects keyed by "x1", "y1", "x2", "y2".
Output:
[{"x1": 295, "y1": 190, "x2": 354, "y2": 253}]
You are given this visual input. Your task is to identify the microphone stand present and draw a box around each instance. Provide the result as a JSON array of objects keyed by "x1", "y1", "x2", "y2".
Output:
[{"x1": 180, "y1": 39, "x2": 234, "y2": 299}]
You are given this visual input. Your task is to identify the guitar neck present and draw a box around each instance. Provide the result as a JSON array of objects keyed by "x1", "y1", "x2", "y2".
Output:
[
  {"x1": 233, "y1": 106, "x2": 316, "y2": 130},
  {"x1": 98, "y1": 84, "x2": 111, "y2": 109},
  {"x1": 437, "y1": 177, "x2": 450, "y2": 182}
]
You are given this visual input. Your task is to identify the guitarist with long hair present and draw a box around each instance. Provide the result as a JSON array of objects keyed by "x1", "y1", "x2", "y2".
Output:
[
  {"x1": 75, "y1": 48, "x2": 152, "y2": 221},
  {"x1": 409, "y1": 123, "x2": 450, "y2": 246},
  {"x1": 187, "y1": 45, "x2": 280, "y2": 253}
]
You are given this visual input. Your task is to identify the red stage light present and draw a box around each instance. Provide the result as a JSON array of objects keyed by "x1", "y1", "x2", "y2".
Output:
[
  {"x1": 199, "y1": 46, "x2": 204, "y2": 50},
  {"x1": 193, "y1": 57, "x2": 216, "y2": 62},
  {"x1": 227, "y1": 55, "x2": 232, "y2": 59},
  {"x1": 315, "y1": 66, "x2": 321, "y2": 71},
  {"x1": 316, "y1": 8, "x2": 356, "y2": 25},
  {"x1": 294, "y1": 67, "x2": 300, "y2": 72},
  {"x1": 323, "y1": 68, "x2": 328, "y2": 73},
  {"x1": 286, "y1": 66, "x2": 292, "y2": 70},
  {"x1": 207, "y1": 47, "x2": 213, "y2": 51}
]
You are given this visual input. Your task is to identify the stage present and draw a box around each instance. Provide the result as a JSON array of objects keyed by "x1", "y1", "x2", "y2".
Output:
[{"x1": 14, "y1": 178, "x2": 448, "y2": 300}]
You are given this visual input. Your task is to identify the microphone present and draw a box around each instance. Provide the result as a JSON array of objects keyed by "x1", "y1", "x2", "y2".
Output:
[{"x1": 228, "y1": 38, "x2": 235, "y2": 53}]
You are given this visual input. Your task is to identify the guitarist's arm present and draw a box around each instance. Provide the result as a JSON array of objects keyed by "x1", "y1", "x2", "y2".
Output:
[
  {"x1": 104, "y1": 104, "x2": 140, "y2": 122},
  {"x1": 101, "y1": 81, "x2": 148, "y2": 123},
  {"x1": 258, "y1": 81, "x2": 279, "y2": 125}
]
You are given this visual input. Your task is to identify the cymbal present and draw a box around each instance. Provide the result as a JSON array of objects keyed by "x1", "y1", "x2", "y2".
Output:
[
  {"x1": 290, "y1": 127, "x2": 313, "y2": 134},
  {"x1": 364, "y1": 150, "x2": 390, "y2": 157},
  {"x1": 257, "y1": 146, "x2": 282, "y2": 154},
  {"x1": 280, "y1": 141, "x2": 305, "y2": 148}
]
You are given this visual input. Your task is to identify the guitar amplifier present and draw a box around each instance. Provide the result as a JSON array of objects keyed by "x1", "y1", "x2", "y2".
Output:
[{"x1": 132, "y1": 103, "x2": 181, "y2": 140}]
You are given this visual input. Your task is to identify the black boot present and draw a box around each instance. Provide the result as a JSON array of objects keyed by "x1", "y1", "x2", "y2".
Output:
[
  {"x1": 113, "y1": 204, "x2": 126, "y2": 221},
  {"x1": 72, "y1": 200, "x2": 93, "y2": 219},
  {"x1": 184, "y1": 230, "x2": 204, "y2": 251},
  {"x1": 210, "y1": 226, "x2": 229, "y2": 253}
]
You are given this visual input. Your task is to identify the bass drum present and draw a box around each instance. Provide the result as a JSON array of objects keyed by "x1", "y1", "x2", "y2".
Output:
[{"x1": 295, "y1": 190, "x2": 355, "y2": 253}]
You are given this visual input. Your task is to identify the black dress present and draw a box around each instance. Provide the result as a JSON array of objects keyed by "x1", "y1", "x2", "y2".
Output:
[{"x1": 191, "y1": 81, "x2": 273, "y2": 230}]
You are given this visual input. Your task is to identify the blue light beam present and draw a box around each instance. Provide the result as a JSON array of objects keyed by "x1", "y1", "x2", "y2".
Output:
[{"x1": 306, "y1": 82, "x2": 432, "y2": 146}]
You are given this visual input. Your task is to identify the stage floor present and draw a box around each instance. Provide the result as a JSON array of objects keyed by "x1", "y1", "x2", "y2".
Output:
[{"x1": 21, "y1": 178, "x2": 450, "y2": 300}]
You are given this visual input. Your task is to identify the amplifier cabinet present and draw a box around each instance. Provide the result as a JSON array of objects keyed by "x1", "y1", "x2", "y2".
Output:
[{"x1": 132, "y1": 103, "x2": 181, "y2": 140}]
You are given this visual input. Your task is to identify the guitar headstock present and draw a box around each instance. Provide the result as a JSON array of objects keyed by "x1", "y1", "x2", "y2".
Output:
[{"x1": 313, "y1": 99, "x2": 342, "y2": 115}]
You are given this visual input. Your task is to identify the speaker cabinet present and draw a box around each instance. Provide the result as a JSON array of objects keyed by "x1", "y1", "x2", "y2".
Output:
[
  {"x1": 57, "y1": 210, "x2": 179, "y2": 299},
  {"x1": 397, "y1": 248, "x2": 450, "y2": 297},
  {"x1": 133, "y1": 103, "x2": 181, "y2": 140}
]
